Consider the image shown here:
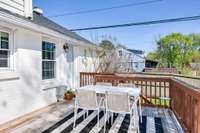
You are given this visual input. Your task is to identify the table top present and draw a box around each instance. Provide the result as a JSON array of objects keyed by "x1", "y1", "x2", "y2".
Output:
[{"x1": 79, "y1": 85, "x2": 141, "y2": 97}]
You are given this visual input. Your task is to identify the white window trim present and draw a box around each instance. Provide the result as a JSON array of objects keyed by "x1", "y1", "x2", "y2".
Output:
[
  {"x1": 0, "y1": 27, "x2": 14, "y2": 71},
  {"x1": 42, "y1": 38, "x2": 57, "y2": 81}
]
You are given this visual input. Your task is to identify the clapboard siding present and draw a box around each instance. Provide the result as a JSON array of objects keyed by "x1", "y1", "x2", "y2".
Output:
[
  {"x1": 0, "y1": 0, "x2": 24, "y2": 15},
  {"x1": 10, "y1": 0, "x2": 24, "y2": 6}
]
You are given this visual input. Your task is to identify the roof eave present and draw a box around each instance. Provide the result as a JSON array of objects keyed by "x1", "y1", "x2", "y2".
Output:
[{"x1": 0, "y1": 10, "x2": 95, "y2": 47}]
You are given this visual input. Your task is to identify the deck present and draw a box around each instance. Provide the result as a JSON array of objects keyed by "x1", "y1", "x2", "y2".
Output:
[{"x1": 6, "y1": 101, "x2": 183, "y2": 133}]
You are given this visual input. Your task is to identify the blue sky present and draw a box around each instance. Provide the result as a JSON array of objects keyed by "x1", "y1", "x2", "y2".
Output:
[{"x1": 33, "y1": 0, "x2": 200, "y2": 53}]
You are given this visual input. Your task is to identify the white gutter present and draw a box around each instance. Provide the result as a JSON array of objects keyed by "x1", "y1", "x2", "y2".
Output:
[{"x1": 0, "y1": 10, "x2": 95, "y2": 47}]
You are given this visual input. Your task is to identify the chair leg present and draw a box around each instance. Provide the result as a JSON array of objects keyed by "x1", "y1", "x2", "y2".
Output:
[
  {"x1": 133, "y1": 105, "x2": 138, "y2": 127},
  {"x1": 137, "y1": 125, "x2": 140, "y2": 133},
  {"x1": 87, "y1": 110, "x2": 89, "y2": 117},
  {"x1": 111, "y1": 113, "x2": 113, "y2": 125},
  {"x1": 135, "y1": 106, "x2": 140, "y2": 133},
  {"x1": 104, "y1": 111, "x2": 107, "y2": 133},
  {"x1": 97, "y1": 109, "x2": 100, "y2": 127},
  {"x1": 129, "y1": 112, "x2": 133, "y2": 132},
  {"x1": 139, "y1": 99, "x2": 142, "y2": 123},
  {"x1": 73, "y1": 108, "x2": 77, "y2": 128},
  {"x1": 84, "y1": 110, "x2": 86, "y2": 120}
]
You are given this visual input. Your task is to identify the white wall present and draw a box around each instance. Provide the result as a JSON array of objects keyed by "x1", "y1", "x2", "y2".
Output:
[
  {"x1": 73, "y1": 46, "x2": 96, "y2": 88},
  {"x1": 0, "y1": 0, "x2": 32, "y2": 17},
  {"x1": 0, "y1": 23, "x2": 95, "y2": 124}
]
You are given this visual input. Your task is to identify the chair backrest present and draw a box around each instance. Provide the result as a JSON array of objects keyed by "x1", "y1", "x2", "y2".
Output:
[
  {"x1": 75, "y1": 89, "x2": 98, "y2": 110},
  {"x1": 96, "y1": 82, "x2": 112, "y2": 86},
  {"x1": 118, "y1": 83, "x2": 136, "y2": 88},
  {"x1": 105, "y1": 91, "x2": 130, "y2": 113}
]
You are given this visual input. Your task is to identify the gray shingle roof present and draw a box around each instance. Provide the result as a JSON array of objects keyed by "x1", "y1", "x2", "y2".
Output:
[
  {"x1": 127, "y1": 49, "x2": 144, "y2": 55},
  {"x1": 0, "y1": 7, "x2": 93, "y2": 45}
]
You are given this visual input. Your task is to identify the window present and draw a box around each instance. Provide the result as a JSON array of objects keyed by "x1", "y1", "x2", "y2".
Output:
[
  {"x1": 42, "y1": 41, "x2": 56, "y2": 80},
  {"x1": 0, "y1": 32, "x2": 9, "y2": 68},
  {"x1": 84, "y1": 49, "x2": 87, "y2": 59},
  {"x1": 119, "y1": 50, "x2": 122, "y2": 57}
]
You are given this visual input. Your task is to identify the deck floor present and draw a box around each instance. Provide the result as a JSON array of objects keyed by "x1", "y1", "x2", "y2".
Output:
[{"x1": 6, "y1": 101, "x2": 183, "y2": 133}]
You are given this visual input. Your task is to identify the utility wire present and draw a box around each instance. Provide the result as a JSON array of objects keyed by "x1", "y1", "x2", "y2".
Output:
[
  {"x1": 70, "y1": 15, "x2": 200, "y2": 31},
  {"x1": 48, "y1": 0, "x2": 162, "y2": 18}
]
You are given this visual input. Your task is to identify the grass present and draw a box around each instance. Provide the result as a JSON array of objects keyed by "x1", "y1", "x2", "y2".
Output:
[{"x1": 142, "y1": 98, "x2": 170, "y2": 107}]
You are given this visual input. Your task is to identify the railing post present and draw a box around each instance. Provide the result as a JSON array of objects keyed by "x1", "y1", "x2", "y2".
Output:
[
  {"x1": 194, "y1": 101, "x2": 200, "y2": 133},
  {"x1": 80, "y1": 72, "x2": 82, "y2": 87},
  {"x1": 169, "y1": 78, "x2": 173, "y2": 109}
]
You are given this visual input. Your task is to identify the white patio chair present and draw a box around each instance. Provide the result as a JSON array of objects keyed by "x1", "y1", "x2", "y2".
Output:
[
  {"x1": 73, "y1": 89, "x2": 104, "y2": 128},
  {"x1": 104, "y1": 91, "x2": 140, "y2": 133},
  {"x1": 118, "y1": 83, "x2": 142, "y2": 123}
]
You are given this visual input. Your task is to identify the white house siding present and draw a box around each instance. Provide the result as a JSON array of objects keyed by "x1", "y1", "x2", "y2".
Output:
[
  {"x1": 73, "y1": 46, "x2": 96, "y2": 88},
  {"x1": 0, "y1": 0, "x2": 32, "y2": 17},
  {"x1": 0, "y1": 0, "x2": 24, "y2": 16},
  {"x1": 117, "y1": 48, "x2": 145, "y2": 72},
  {"x1": 0, "y1": 23, "x2": 95, "y2": 124}
]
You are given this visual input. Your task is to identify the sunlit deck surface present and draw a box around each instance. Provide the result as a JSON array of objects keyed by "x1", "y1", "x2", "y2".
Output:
[{"x1": 7, "y1": 101, "x2": 183, "y2": 133}]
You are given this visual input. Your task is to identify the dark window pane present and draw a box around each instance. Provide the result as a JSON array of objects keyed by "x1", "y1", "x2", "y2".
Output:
[
  {"x1": 42, "y1": 61, "x2": 55, "y2": 79},
  {"x1": 1, "y1": 32, "x2": 8, "y2": 38},
  {"x1": 42, "y1": 41, "x2": 55, "y2": 51},
  {"x1": 1, "y1": 32, "x2": 8, "y2": 41},
  {"x1": 42, "y1": 41, "x2": 56, "y2": 80},
  {"x1": 0, "y1": 59, "x2": 8, "y2": 67},
  {"x1": 1, "y1": 41, "x2": 8, "y2": 49},
  {"x1": 0, "y1": 50, "x2": 8, "y2": 58},
  {"x1": 1, "y1": 32, "x2": 9, "y2": 49}
]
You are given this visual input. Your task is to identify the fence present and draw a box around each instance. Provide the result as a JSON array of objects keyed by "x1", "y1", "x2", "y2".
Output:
[{"x1": 80, "y1": 72, "x2": 200, "y2": 133}]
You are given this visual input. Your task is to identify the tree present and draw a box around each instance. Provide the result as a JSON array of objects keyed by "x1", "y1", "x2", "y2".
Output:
[
  {"x1": 191, "y1": 51, "x2": 200, "y2": 63},
  {"x1": 188, "y1": 34, "x2": 200, "y2": 50},
  {"x1": 146, "y1": 52, "x2": 158, "y2": 61},
  {"x1": 96, "y1": 40, "x2": 117, "y2": 73},
  {"x1": 155, "y1": 33, "x2": 193, "y2": 69},
  {"x1": 99, "y1": 40, "x2": 115, "y2": 51}
]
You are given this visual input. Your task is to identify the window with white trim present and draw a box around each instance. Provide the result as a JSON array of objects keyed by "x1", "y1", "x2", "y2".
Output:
[
  {"x1": 42, "y1": 41, "x2": 56, "y2": 80},
  {"x1": 0, "y1": 32, "x2": 9, "y2": 68},
  {"x1": 119, "y1": 50, "x2": 122, "y2": 57}
]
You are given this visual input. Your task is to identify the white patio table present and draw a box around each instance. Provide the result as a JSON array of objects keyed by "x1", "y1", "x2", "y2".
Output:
[
  {"x1": 79, "y1": 85, "x2": 142, "y2": 123},
  {"x1": 79, "y1": 85, "x2": 141, "y2": 97}
]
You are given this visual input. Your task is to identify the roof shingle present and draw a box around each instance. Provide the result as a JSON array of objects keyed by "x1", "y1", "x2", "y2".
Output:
[{"x1": 0, "y1": 7, "x2": 93, "y2": 45}]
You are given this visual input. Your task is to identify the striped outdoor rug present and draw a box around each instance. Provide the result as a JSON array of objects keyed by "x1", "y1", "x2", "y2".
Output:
[{"x1": 42, "y1": 109, "x2": 164, "y2": 133}]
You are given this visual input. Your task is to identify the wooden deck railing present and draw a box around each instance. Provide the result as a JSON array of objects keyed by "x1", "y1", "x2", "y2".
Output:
[
  {"x1": 80, "y1": 72, "x2": 200, "y2": 133},
  {"x1": 170, "y1": 79, "x2": 200, "y2": 133},
  {"x1": 80, "y1": 72, "x2": 114, "y2": 87}
]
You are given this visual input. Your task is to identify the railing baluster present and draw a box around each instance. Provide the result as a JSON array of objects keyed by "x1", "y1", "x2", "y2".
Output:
[{"x1": 80, "y1": 72, "x2": 200, "y2": 133}]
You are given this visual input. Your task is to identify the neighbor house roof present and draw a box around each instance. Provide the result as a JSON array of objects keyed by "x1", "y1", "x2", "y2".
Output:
[
  {"x1": 0, "y1": 7, "x2": 93, "y2": 45},
  {"x1": 127, "y1": 49, "x2": 144, "y2": 55}
]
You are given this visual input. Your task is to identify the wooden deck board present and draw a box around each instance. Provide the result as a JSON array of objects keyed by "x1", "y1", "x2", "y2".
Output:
[{"x1": 3, "y1": 101, "x2": 183, "y2": 133}]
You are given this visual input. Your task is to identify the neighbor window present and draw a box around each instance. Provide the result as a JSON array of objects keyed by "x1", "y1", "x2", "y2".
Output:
[
  {"x1": 42, "y1": 41, "x2": 56, "y2": 80},
  {"x1": 119, "y1": 50, "x2": 122, "y2": 56},
  {"x1": 0, "y1": 32, "x2": 9, "y2": 68}
]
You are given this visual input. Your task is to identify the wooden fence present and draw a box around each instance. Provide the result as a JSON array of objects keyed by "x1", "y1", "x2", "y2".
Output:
[{"x1": 80, "y1": 72, "x2": 200, "y2": 133}]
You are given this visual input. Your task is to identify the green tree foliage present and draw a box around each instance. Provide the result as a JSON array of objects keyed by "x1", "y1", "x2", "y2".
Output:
[
  {"x1": 188, "y1": 34, "x2": 200, "y2": 50},
  {"x1": 147, "y1": 33, "x2": 194, "y2": 72},
  {"x1": 146, "y1": 52, "x2": 158, "y2": 61},
  {"x1": 99, "y1": 40, "x2": 115, "y2": 51},
  {"x1": 189, "y1": 34, "x2": 200, "y2": 63},
  {"x1": 191, "y1": 51, "x2": 200, "y2": 63}
]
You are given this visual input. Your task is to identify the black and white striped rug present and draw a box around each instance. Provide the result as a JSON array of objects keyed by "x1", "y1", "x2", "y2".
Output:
[{"x1": 42, "y1": 109, "x2": 164, "y2": 133}]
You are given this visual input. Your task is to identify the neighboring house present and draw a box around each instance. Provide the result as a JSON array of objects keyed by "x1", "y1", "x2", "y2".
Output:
[
  {"x1": 117, "y1": 47, "x2": 145, "y2": 72},
  {"x1": 189, "y1": 63, "x2": 200, "y2": 76},
  {"x1": 0, "y1": 0, "x2": 97, "y2": 125}
]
